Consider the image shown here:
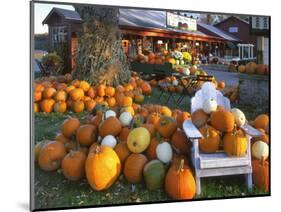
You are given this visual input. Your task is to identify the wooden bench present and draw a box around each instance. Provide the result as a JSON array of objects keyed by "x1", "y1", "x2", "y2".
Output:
[{"x1": 183, "y1": 120, "x2": 262, "y2": 195}]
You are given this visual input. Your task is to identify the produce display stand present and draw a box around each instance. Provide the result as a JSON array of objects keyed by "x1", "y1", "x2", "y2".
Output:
[
  {"x1": 182, "y1": 86, "x2": 263, "y2": 195},
  {"x1": 130, "y1": 61, "x2": 174, "y2": 80}
]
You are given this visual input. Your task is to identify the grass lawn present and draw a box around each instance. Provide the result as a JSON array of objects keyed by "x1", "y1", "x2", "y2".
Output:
[{"x1": 33, "y1": 87, "x2": 268, "y2": 210}]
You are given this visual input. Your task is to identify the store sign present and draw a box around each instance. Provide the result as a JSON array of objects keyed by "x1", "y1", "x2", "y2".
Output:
[
  {"x1": 249, "y1": 16, "x2": 270, "y2": 36},
  {"x1": 166, "y1": 12, "x2": 197, "y2": 31}
]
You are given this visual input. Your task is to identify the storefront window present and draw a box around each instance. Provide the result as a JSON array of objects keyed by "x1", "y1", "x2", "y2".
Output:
[{"x1": 52, "y1": 26, "x2": 67, "y2": 44}]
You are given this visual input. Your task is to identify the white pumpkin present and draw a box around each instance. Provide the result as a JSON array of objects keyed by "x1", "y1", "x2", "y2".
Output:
[
  {"x1": 202, "y1": 98, "x2": 217, "y2": 114},
  {"x1": 172, "y1": 80, "x2": 179, "y2": 86},
  {"x1": 252, "y1": 141, "x2": 269, "y2": 160},
  {"x1": 104, "y1": 110, "x2": 116, "y2": 119},
  {"x1": 231, "y1": 108, "x2": 246, "y2": 127},
  {"x1": 183, "y1": 68, "x2": 190, "y2": 76},
  {"x1": 180, "y1": 60, "x2": 185, "y2": 65},
  {"x1": 101, "y1": 135, "x2": 117, "y2": 148},
  {"x1": 119, "y1": 112, "x2": 133, "y2": 127},
  {"x1": 156, "y1": 142, "x2": 173, "y2": 163}
]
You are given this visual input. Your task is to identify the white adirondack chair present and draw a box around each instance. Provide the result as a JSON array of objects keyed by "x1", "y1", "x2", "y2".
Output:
[{"x1": 182, "y1": 82, "x2": 262, "y2": 195}]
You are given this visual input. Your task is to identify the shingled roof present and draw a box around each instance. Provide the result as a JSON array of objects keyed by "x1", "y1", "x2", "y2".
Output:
[{"x1": 42, "y1": 7, "x2": 82, "y2": 25}]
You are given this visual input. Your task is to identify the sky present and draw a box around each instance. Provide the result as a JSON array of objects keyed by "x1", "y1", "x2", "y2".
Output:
[{"x1": 34, "y1": 3, "x2": 74, "y2": 34}]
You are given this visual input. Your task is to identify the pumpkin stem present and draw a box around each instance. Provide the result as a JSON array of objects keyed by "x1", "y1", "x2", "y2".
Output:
[
  {"x1": 260, "y1": 156, "x2": 266, "y2": 165},
  {"x1": 95, "y1": 145, "x2": 101, "y2": 154},
  {"x1": 177, "y1": 159, "x2": 184, "y2": 173}
]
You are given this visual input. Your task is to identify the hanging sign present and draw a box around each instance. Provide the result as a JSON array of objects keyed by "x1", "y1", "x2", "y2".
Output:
[{"x1": 166, "y1": 12, "x2": 197, "y2": 31}]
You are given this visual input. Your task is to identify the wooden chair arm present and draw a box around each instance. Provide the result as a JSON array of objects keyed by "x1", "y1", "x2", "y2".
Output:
[{"x1": 183, "y1": 120, "x2": 203, "y2": 140}]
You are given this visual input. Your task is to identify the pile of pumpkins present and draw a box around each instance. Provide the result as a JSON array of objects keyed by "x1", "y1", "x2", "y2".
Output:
[
  {"x1": 237, "y1": 62, "x2": 269, "y2": 75},
  {"x1": 190, "y1": 98, "x2": 269, "y2": 192},
  {"x1": 134, "y1": 51, "x2": 170, "y2": 65},
  {"x1": 149, "y1": 73, "x2": 225, "y2": 96},
  {"x1": 35, "y1": 103, "x2": 198, "y2": 200},
  {"x1": 33, "y1": 73, "x2": 152, "y2": 114}
]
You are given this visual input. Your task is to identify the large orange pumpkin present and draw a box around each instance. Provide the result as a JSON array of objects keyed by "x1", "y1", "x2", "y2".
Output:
[
  {"x1": 76, "y1": 124, "x2": 98, "y2": 147},
  {"x1": 99, "y1": 116, "x2": 122, "y2": 138},
  {"x1": 60, "y1": 117, "x2": 80, "y2": 138},
  {"x1": 160, "y1": 106, "x2": 172, "y2": 116},
  {"x1": 85, "y1": 145, "x2": 121, "y2": 191},
  {"x1": 114, "y1": 141, "x2": 131, "y2": 163},
  {"x1": 53, "y1": 101, "x2": 67, "y2": 113},
  {"x1": 199, "y1": 125, "x2": 221, "y2": 153},
  {"x1": 210, "y1": 110, "x2": 235, "y2": 133},
  {"x1": 106, "y1": 97, "x2": 116, "y2": 107},
  {"x1": 38, "y1": 141, "x2": 67, "y2": 171},
  {"x1": 165, "y1": 159, "x2": 196, "y2": 200},
  {"x1": 40, "y1": 98, "x2": 55, "y2": 113},
  {"x1": 156, "y1": 116, "x2": 178, "y2": 138},
  {"x1": 123, "y1": 153, "x2": 148, "y2": 184},
  {"x1": 34, "y1": 140, "x2": 49, "y2": 162},
  {"x1": 65, "y1": 85, "x2": 75, "y2": 94},
  {"x1": 69, "y1": 88, "x2": 84, "y2": 101},
  {"x1": 146, "y1": 112, "x2": 161, "y2": 127},
  {"x1": 223, "y1": 129, "x2": 247, "y2": 156},
  {"x1": 62, "y1": 150, "x2": 87, "y2": 181},
  {"x1": 171, "y1": 129, "x2": 190, "y2": 154},
  {"x1": 191, "y1": 109, "x2": 209, "y2": 128}
]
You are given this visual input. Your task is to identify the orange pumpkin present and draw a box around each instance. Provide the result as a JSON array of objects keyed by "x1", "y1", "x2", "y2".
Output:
[
  {"x1": 253, "y1": 114, "x2": 269, "y2": 130},
  {"x1": 141, "y1": 123, "x2": 156, "y2": 138},
  {"x1": 171, "y1": 129, "x2": 190, "y2": 154},
  {"x1": 145, "y1": 138, "x2": 159, "y2": 161},
  {"x1": 38, "y1": 141, "x2": 67, "y2": 171},
  {"x1": 97, "y1": 84, "x2": 106, "y2": 97},
  {"x1": 76, "y1": 124, "x2": 98, "y2": 147},
  {"x1": 99, "y1": 116, "x2": 122, "y2": 138},
  {"x1": 114, "y1": 141, "x2": 131, "y2": 163},
  {"x1": 40, "y1": 98, "x2": 55, "y2": 113},
  {"x1": 55, "y1": 133, "x2": 70, "y2": 144},
  {"x1": 252, "y1": 158, "x2": 269, "y2": 192},
  {"x1": 191, "y1": 109, "x2": 209, "y2": 128},
  {"x1": 106, "y1": 97, "x2": 116, "y2": 107},
  {"x1": 118, "y1": 127, "x2": 130, "y2": 142},
  {"x1": 35, "y1": 83, "x2": 44, "y2": 92},
  {"x1": 223, "y1": 129, "x2": 247, "y2": 156},
  {"x1": 62, "y1": 150, "x2": 87, "y2": 181},
  {"x1": 156, "y1": 116, "x2": 178, "y2": 138},
  {"x1": 34, "y1": 140, "x2": 49, "y2": 162},
  {"x1": 43, "y1": 87, "x2": 56, "y2": 99},
  {"x1": 165, "y1": 159, "x2": 196, "y2": 200},
  {"x1": 71, "y1": 79, "x2": 80, "y2": 87},
  {"x1": 60, "y1": 117, "x2": 80, "y2": 138},
  {"x1": 176, "y1": 111, "x2": 191, "y2": 129},
  {"x1": 34, "y1": 103, "x2": 39, "y2": 113},
  {"x1": 54, "y1": 90, "x2": 67, "y2": 102},
  {"x1": 88, "y1": 113, "x2": 103, "y2": 127},
  {"x1": 87, "y1": 86, "x2": 96, "y2": 98},
  {"x1": 146, "y1": 112, "x2": 161, "y2": 127},
  {"x1": 210, "y1": 110, "x2": 235, "y2": 133},
  {"x1": 105, "y1": 86, "x2": 115, "y2": 97},
  {"x1": 122, "y1": 96, "x2": 133, "y2": 107},
  {"x1": 53, "y1": 101, "x2": 67, "y2": 113},
  {"x1": 85, "y1": 99, "x2": 96, "y2": 111},
  {"x1": 65, "y1": 85, "x2": 75, "y2": 94},
  {"x1": 85, "y1": 145, "x2": 121, "y2": 191},
  {"x1": 69, "y1": 88, "x2": 84, "y2": 101},
  {"x1": 134, "y1": 94, "x2": 145, "y2": 104},
  {"x1": 123, "y1": 153, "x2": 148, "y2": 184},
  {"x1": 72, "y1": 100, "x2": 85, "y2": 113},
  {"x1": 141, "y1": 82, "x2": 152, "y2": 95},
  {"x1": 34, "y1": 91, "x2": 42, "y2": 102},
  {"x1": 199, "y1": 125, "x2": 221, "y2": 153},
  {"x1": 160, "y1": 106, "x2": 172, "y2": 116},
  {"x1": 79, "y1": 80, "x2": 90, "y2": 92}
]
